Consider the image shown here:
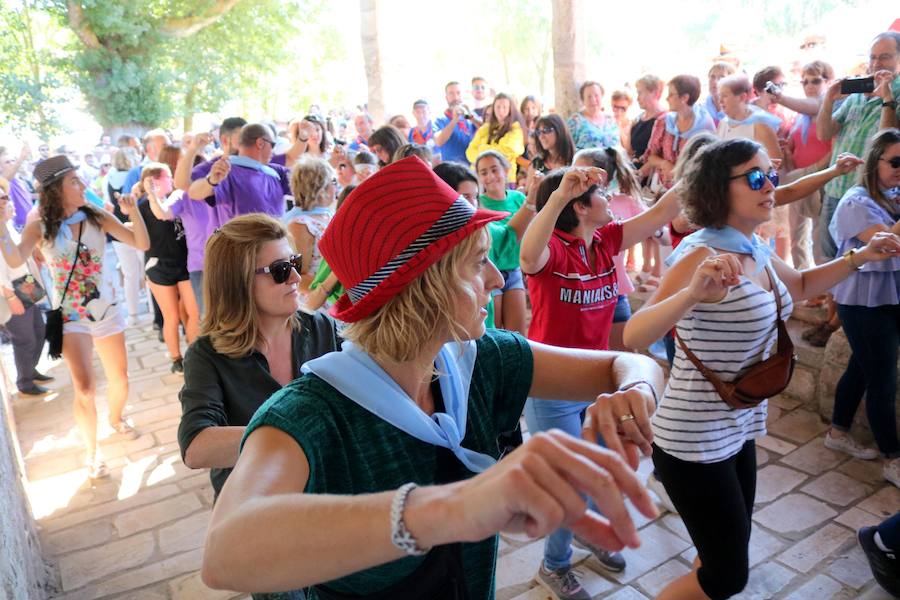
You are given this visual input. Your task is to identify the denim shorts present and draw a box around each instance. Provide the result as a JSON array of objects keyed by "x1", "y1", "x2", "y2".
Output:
[
  {"x1": 492, "y1": 267, "x2": 525, "y2": 297},
  {"x1": 612, "y1": 294, "x2": 632, "y2": 323}
]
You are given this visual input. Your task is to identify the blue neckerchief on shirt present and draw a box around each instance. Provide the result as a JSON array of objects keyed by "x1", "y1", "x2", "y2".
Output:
[
  {"x1": 724, "y1": 105, "x2": 782, "y2": 134},
  {"x1": 790, "y1": 114, "x2": 813, "y2": 145},
  {"x1": 664, "y1": 103, "x2": 716, "y2": 152},
  {"x1": 228, "y1": 155, "x2": 280, "y2": 180},
  {"x1": 704, "y1": 95, "x2": 725, "y2": 124},
  {"x1": 666, "y1": 225, "x2": 773, "y2": 274},
  {"x1": 281, "y1": 205, "x2": 332, "y2": 224},
  {"x1": 55, "y1": 209, "x2": 87, "y2": 247},
  {"x1": 302, "y1": 340, "x2": 496, "y2": 473}
]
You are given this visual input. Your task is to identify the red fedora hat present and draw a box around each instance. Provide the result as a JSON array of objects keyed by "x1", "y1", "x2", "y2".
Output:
[{"x1": 319, "y1": 156, "x2": 507, "y2": 323}]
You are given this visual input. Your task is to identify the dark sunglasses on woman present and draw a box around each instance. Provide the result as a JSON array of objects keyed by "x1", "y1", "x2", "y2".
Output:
[
  {"x1": 255, "y1": 254, "x2": 303, "y2": 284},
  {"x1": 730, "y1": 167, "x2": 779, "y2": 191},
  {"x1": 881, "y1": 156, "x2": 900, "y2": 169}
]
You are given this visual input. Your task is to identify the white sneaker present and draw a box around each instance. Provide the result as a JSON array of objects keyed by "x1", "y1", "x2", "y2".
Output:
[
  {"x1": 647, "y1": 472, "x2": 677, "y2": 514},
  {"x1": 824, "y1": 432, "x2": 879, "y2": 460},
  {"x1": 884, "y1": 458, "x2": 900, "y2": 488}
]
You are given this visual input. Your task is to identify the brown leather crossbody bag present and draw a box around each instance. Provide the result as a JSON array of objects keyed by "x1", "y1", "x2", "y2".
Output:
[{"x1": 675, "y1": 266, "x2": 797, "y2": 410}]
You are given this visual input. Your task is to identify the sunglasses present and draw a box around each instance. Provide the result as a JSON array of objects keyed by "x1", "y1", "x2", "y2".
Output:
[
  {"x1": 472, "y1": 85, "x2": 486, "y2": 91},
  {"x1": 255, "y1": 254, "x2": 303, "y2": 284},
  {"x1": 801, "y1": 77, "x2": 824, "y2": 86},
  {"x1": 259, "y1": 138, "x2": 276, "y2": 148},
  {"x1": 612, "y1": 105, "x2": 629, "y2": 112},
  {"x1": 536, "y1": 126, "x2": 555, "y2": 135},
  {"x1": 0, "y1": 193, "x2": 8, "y2": 201},
  {"x1": 881, "y1": 156, "x2": 900, "y2": 169},
  {"x1": 730, "y1": 167, "x2": 779, "y2": 190}
]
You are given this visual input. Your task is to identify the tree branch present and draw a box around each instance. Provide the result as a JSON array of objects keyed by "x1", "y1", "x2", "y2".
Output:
[
  {"x1": 159, "y1": 0, "x2": 243, "y2": 38},
  {"x1": 65, "y1": 0, "x2": 101, "y2": 49}
]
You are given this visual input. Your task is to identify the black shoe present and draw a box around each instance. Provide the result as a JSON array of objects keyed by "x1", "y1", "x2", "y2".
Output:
[
  {"x1": 171, "y1": 357, "x2": 184, "y2": 373},
  {"x1": 32, "y1": 372, "x2": 54, "y2": 382},
  {"x1": 18, "y1": 384, "x2": 50, "y2": 396},
  {"x1": 858, "y1": 526, "x2": 900, "y2": 597},
  {"x1": 158, "y1": 330, "x2": 165, "y2": 343}
]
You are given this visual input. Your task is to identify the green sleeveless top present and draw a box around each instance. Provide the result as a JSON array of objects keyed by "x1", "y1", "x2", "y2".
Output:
[{"x1": 243, "y1": 329, "x2": 534, "y2": 599}]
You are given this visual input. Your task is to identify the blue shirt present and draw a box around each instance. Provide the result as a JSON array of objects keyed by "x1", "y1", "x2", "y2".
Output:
[
  {"x1": 122, "y1": 164, "x2": 143, "y2": 199},
  {"x1": 829, "y1": 186, "x2": 900, "y2": 307},
  {"x1": 435, "y1": 111, "x2": 476, "y2": 164}
]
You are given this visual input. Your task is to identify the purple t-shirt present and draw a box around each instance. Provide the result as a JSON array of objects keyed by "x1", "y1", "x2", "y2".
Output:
[
  {"x1": 169, "y1": 191, "x2": 212, "y2": 273},
  {"x1": 212, "y1": 163, "x2": 290, "y2": 226},
  {"x1": 9, "y1": 178, "x2": 33, "y2": 230},
  {"x1": 270, "y1": 153, "x2": 287, "y2": 166}
]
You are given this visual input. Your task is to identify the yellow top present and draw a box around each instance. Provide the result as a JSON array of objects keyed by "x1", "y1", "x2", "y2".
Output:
[{"x1": 465, "y1": 122, "x2": 525, "y2": 182}]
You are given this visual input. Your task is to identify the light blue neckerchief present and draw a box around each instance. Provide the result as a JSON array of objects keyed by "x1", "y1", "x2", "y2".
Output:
[
  {"x1": 664, "y1": 103, "x2": 716, "y2": 152},
  {"x1": 724, "y1": 105, "x2": 782, "y2": 134},
  {"x1": 790, "y1": 114, "x2": 813, "y2": 145},
  {"x1": 666, "y1": 225, "x2": 773, "y2": 274},
  {"x1": 55, "y1": 209, "x2": 87, "y2": 247},
  {"x1": 302, "y1": 340, "x2": 496, "y2": 473},
  {"x1": 228, "y1": 155, "x2": 280, "y2": 180},
  {"x1": 703, "y1": 95, "x2": 725, "y2": 123},
  {"x1": 281, "y1": 205, "x2": 332, "y2": 224}
]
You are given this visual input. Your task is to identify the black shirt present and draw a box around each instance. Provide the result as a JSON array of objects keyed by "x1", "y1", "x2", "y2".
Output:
[
  {"x1": 138, "y1": 197, "x2": 187, "y2": 263},
  {"x1": 630, "y1": 115, "x2": 658, "y2": 165},
  {"x1": 177, "y1": 310, "x2": 342, "y2": 496}
]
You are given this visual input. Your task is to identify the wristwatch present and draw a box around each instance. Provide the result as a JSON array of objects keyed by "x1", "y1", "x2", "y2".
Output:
[
  {"x1": 842, "y1": 248, "x2": 862, "y2": 271},
  {"x1": 882, "y1": 100, "x2": 898, "y2": 109}
]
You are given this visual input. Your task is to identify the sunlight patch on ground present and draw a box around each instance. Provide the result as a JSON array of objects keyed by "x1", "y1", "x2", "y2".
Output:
[
  {"x1": 26, "y1": 470, "x2": 88, "y2": 519},
  {"x1": 117, "y1": 454, "x2": 158, "y2": 500},
  {"x1": 147, "y1": 453, "x2": 179, "y2": 486}
]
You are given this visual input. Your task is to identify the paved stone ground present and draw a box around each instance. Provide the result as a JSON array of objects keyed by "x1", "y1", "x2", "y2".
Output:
[{"x1": 4, "y1": 314, "x2": 898, "y2": 599}]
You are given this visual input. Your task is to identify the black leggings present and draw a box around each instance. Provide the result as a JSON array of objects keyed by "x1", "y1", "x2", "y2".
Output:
[{"x1": 652, "y1": 441, "x2": 757, "y2": 600}]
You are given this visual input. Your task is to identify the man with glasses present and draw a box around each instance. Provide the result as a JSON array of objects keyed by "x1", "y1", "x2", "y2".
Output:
[
  {"x1": 817, "y1": 31, "x2": 900, "y2": 259},
  {"x1": 471, "y1": 75, "x2": 492, "y2": 119},
  {"x1": 189, "y1": 123, "x2": 291, "y2": 229},
  {"x1": 435, "y1": 81, "x2": 479, "y2": 165}
]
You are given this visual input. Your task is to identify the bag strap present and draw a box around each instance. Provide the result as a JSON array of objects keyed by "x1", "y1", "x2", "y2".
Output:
[
  {"x1": 56, "y1": 215, "x2": 85, "y2": 309},
  {"x1": 674, "y1": 265, "x2": 784, "y2": 393}
]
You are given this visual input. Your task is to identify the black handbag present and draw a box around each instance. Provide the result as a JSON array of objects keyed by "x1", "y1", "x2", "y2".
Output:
[{"x1": 45, "y1": 222, "x2": 84, "y2": 359}]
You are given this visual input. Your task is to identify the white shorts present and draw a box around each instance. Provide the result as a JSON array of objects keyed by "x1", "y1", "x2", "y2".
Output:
[{"x1": 63, "y1": 306, "x2": 125, "y2": 338}]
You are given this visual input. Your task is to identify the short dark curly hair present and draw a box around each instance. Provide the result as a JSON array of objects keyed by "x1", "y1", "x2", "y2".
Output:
[
  {"x1": 681, "y1": 138, "x2": 762, "y2": 229},
  {"x1": 534, "y1": 167, "x2": 595, "y2": 233}
]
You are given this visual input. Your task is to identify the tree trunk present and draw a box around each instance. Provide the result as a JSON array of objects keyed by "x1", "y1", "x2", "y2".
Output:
[
  {"x1": 551, "y1": 0, "x2": 585, "y2": 118},
  {"x1": 359, "y1": 0, "x2": 385, "y2": 124}
]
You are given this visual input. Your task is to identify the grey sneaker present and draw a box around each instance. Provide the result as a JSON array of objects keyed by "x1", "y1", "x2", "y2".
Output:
[
  {"x1": 824, "y1": 432, "x2": 878, "y2": 460},
  {"x1": 573, "y1": 536, "x2": 627, "y2": 572},
  {"x1": 535, "y1": 563, "x2": 590, "y2": 600}
]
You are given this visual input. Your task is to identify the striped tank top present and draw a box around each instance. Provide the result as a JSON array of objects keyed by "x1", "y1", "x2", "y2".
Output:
[{"x1": 652, "y1": 267, "x2": 793, "y2": 463}]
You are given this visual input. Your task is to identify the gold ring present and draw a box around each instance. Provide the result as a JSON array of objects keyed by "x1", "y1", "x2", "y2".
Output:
[{"x1": 618, "y1": 414, "x2": 636, "y2": 423}]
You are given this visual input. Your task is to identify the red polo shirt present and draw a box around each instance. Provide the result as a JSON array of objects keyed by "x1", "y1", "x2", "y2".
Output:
[{"x1": 526, "y1": 222, "x2": 623, "y2": 350}]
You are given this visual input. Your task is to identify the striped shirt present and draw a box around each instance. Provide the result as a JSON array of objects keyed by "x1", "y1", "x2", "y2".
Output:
[{"x1": 652, "y1": 273, "x2": 793, "y2": 463}]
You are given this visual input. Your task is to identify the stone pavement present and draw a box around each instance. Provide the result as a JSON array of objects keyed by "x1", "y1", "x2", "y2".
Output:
[{"x1": 3, "y1": 315, "x2": 898, "y2": 599}]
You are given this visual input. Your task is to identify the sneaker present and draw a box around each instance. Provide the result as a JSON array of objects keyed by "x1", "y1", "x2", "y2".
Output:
[
  {"x1": 32, "y1": 372, "x2": 54, "y2": 382},
  {"x1": 86, "y1": 456, "x2": 109, "y2": 479},
  {"x1": 646, "y1": 472, "x2": 678, "y2": 514},
  {"x1": 17, "y1": 384, "x2": 50, "y2": 396},
  {"x1": 534, "y1": 563, "x2": 590, "y2": 600},
  {"x1": 824, "y1": 432, "x2": 878, "y2": 460},
  {"x1": 171, "y1": 357, "x2": 184, "y2": 374},
  {"x1": 858, "y1": 526, "x2": 900, "y2": 597},
  {"x1": 884, "y1": 458, "x2": 900, "y2": 488},
  {"x1": 573, "y1": 536, "x2": 626, "y2": 572},
  {"x1": 110, "y1": 420, "x2": 139, "y2": 440}
]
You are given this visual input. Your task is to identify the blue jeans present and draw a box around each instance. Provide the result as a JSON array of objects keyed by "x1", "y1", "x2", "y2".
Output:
[
  {"x1": 523, "y1": 398, "x2": 602, "y2": 570},
  {"x1": 189, "y1": 271, "x2": 204, "y2": 317},
  {"x1": 833, "y1": 304, "x2": 900, "y2": 458},
  {"x1": 818, "y1": 195, "x2": 840, "y2": 260}
]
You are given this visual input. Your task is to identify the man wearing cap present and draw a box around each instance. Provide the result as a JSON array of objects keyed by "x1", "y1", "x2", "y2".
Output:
[
  {"x1": 435, "y1": 81, "x2": 479, "y2": 165},
  {"x1": 408, "y1": 100, "x2": 438, "y2": 149},
  {"x1": 203, "y1": 156, "x2": 664, "y2": 598},
  {"x1": 188, "y1": 123, "x2": 290, "y2": 228}
]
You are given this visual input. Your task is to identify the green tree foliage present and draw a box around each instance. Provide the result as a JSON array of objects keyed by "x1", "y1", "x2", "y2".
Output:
[
  {"x1": 0, "y1": 1, "x2": 68, "y2": 137},
  {"x1": 44, "y1": 0, "x2": 301, "y2": 131}
]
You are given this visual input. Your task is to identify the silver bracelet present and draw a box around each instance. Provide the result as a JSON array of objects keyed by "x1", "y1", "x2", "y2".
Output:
[
  {"x1": 390, "y1": 483, "x2": 429, "y2": 556},
  {"x1": 619, "y1": 380, "x2": 659, "y2": 406}
]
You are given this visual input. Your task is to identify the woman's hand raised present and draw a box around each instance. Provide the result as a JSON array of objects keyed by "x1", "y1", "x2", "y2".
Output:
[
  {"x1": 687, "y1": 253, "x2": 743, "y2": 303},
  {"x1": 555, "y1": 167, "x2": 606, "y2": 202},
  {"x1": 447, "y1": 430, "x2": 657, "y2": 552}
]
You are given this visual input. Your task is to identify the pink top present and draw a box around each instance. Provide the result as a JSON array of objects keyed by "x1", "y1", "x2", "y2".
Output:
[
  {"x1": 608, "y1": 193, "x2": 644, "y2": 295},
  {"x1": 790, "y1": 119, "x2": 832, "y2": 169}
]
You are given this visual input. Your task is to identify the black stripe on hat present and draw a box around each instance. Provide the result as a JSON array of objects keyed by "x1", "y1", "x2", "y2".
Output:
[{"x1": 347, "y1": 196, "x2": 476, "y2": 303}]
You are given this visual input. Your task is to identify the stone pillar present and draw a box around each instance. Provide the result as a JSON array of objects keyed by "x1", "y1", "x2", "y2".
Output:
[{"x1": 551, "y1": 0, "x2": 585, "y2": 117}]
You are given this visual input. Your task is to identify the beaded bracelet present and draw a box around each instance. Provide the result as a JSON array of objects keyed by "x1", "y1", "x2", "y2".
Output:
[{"x1": 390, "y1": 483, "x2": 429, "y2": 556}]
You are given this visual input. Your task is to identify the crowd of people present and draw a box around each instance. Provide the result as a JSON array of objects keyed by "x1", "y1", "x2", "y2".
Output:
[{"x1": 1, "y1": 28, "x2": 899, "y2": 600}]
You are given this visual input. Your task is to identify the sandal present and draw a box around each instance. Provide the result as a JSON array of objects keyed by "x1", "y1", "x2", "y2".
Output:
[
  {"x1": 87, "y1": 456, "x2": 109, "y2": 479},
  {"x1": 806, "y1": 324, "x2": 837, "y2": 347},
  {"x1": 110, "y1": 420, "x2": 139, "y2": 440}
]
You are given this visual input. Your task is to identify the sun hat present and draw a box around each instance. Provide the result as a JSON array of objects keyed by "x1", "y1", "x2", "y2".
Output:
[
  {"x1": 319, "y1": 155, "x2": 506, "y2": 323},
  {"x1": 33, "y1": 155, "x2": 77, "y2": 188}
]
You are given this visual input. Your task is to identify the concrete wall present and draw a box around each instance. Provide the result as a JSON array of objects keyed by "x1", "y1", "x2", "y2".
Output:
[{"x1": 0, "y1": 367, "x2": 52, "y2": 599}]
